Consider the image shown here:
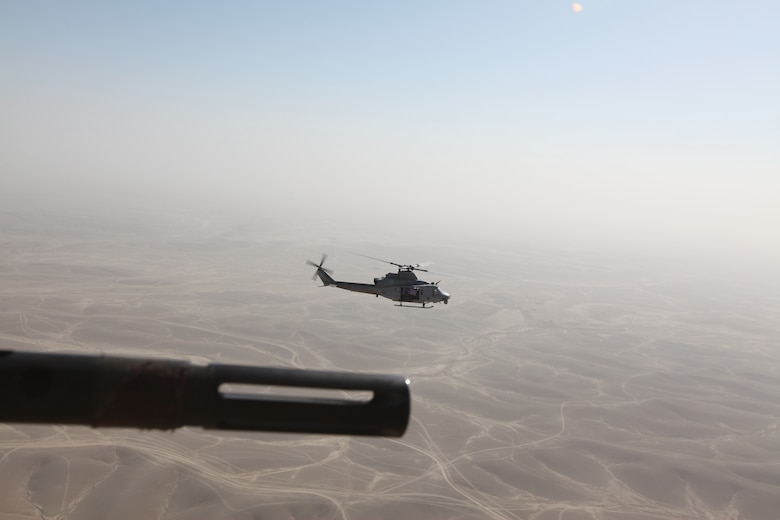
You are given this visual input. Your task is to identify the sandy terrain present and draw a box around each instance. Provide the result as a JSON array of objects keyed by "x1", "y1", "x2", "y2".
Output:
[{"x1": 1, "y1": 208, "x2": 779, "y2": 519}]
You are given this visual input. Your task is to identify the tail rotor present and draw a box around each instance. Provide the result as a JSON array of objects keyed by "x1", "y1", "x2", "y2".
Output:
[{"x1": 306, "y1": 253, "x2": 334, "y2": 281}]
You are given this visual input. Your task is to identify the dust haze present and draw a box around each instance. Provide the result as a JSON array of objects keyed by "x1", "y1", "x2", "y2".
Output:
[
  {"x1": 1, "y1": 202, "x2": 779, "y2": 520},
  {"x1": 3, "y1": 1, "x2": 779, "y2": 516}
]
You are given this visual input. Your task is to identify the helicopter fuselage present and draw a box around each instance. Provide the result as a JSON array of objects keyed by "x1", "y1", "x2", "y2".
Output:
[{"x1": 311, "y1": 262, "x2": 450, "y2": 307}]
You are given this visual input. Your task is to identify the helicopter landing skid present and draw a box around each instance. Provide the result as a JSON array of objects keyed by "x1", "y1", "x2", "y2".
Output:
[{"x1": 394, "y1": 302, "x2": 432, "y2": 309}]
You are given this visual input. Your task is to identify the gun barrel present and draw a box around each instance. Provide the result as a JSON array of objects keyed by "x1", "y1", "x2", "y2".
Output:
[{"x1": 0, "y1": 350, "x2": 410, "y2": 437}]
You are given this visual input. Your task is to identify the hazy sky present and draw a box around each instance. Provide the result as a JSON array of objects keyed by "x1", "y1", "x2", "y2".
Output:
[{"x1": 2, "y1": 2, "x2": 778, "y2": 268}]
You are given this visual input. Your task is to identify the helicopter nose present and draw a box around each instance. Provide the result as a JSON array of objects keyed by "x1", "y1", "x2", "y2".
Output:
[{"x1": 442, "y1": 291, "x2": 450, "y2": 304}]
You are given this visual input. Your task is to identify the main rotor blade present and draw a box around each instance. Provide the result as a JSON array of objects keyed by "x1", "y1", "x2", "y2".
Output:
[
  {"x1": 352, "y1": 252, "x2": 402, "y2": 268},
  {"x1": 352, "y1": 252, "x2": 434, "y2": 273}
]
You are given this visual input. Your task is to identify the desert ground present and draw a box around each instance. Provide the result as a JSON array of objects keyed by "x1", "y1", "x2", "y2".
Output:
[{"x1": 1, "y1": 208, "x2": 779, "y2": 520}]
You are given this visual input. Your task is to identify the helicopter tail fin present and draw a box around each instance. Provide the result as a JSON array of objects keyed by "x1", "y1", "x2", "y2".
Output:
[
  {"x1": 307, "y1": 254, "x2": 335, "y2": 286},
  {"x1": 316, "y1": 268, "x2": 335, "y2": 286}
]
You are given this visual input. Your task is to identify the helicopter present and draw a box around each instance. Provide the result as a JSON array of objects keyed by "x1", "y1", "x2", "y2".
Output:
[{"x1": 307, "y1": 254, "x2": 451, "y2": 308}]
